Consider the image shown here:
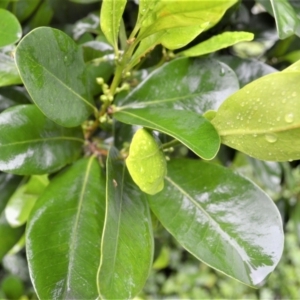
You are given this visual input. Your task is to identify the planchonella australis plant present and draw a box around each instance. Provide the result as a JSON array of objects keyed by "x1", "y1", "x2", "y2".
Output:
[{"x1": 2, "y1": 0, "x2": 300, "y2": 298}]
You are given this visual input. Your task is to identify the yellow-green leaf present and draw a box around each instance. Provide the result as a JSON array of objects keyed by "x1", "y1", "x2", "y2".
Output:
[{"x1": 126, "y1": 128, "x2": 167, "y2": 195}]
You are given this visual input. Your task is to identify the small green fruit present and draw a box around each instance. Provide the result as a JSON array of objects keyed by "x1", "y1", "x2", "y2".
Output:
[{"x1": 126, "y1": 128, "x2": 167, "y2": 195}]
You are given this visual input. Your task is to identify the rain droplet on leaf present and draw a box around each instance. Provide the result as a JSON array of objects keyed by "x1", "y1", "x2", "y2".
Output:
[
  {"x1": 284, "y1": 113, "x2": 294, "y2": 123},
  {"x1": 265, "y1": 133, "x2": 277, "y2": 143}
]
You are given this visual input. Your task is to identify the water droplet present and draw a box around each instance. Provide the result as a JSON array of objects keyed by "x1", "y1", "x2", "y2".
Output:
[
  {"x1": 220, "y1": 68, "x2": 225, "y2": 76},
  {"x1": 282, "y1": 99, "x2": 286, "y2": 104},
  {"x1": 241, "y1": 102, "x2": 245, "y2": 107},
  {"x1": 281, "y1": 91, "x2": 286, "y2": 96},
  {"x1": 265, "y1": 133, "x2": 277, "y2": 143},
  {"x1": 284, "y1": 113, "x2": 294, "y2": 123},
  {"x1": 253, "y1": 134, "x2": 257, "y2": 137},
  {"x1": 276, "y1": 117, "x2": 281, "y2": 122},
  {"x1": 246, "y1": 90, "x2": 250, "y2": 94},
  {"x1": 256, "y1": 98, "x2": 260, "y2": 102},
  {"x1": 292, "y1": 92, "x2": 297, "y2": 97},
  {"x1": 258, "y1": 118, "x2": 261, "y2": 122}
]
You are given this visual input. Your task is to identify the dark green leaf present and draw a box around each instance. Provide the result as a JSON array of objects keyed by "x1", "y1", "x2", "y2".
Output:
[
  {"x1": 212, "y1": 70, "x2": 300, "y2": 161},
  {"x1": 12, "y1": 0, "x2": 41, "y2": 23},
  {"x1": 0, "y1": 53, "x2": 22, "y2": 87},
  {"x1": 98, "y1": 147, "x2": 153, "y2": 299},
  {"x1": 26, "y1": 157, "x2": 105, "y2": 300},
  {"x1": 26, "y1": 1, "x2": 54, "y2": 30},
  {"x1": 0, "y1": 86, "x2": 30, "y2": 113},
  {"x1": 148, "y1": 159, "x2": 284, "y2": 287},
  {"x1": 0, "y1": 9, "x2": 22, "y2": 47},
  {"x1": 0, "y1": 0, "x2": 10, "y2": 9},
  {"x1": 114, "y1": 108, "x2": 220, "y2": 160},
  {"x1": 218, "y1": 55, "x2": 277, "y2": 87},
  {"x1": 15, "y1": 27, "x2": 96, "y2": 127},
  {"x1": 0, "y1": 105, "x2": 84, "y2": 175},
  {"x1": 118, "y1": 57, "x2": 239, "y2": 114}
]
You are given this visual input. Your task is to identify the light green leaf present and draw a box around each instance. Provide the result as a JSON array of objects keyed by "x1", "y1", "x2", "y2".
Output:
[
  {"x1": 15, "y1": 27, "x2": 96, "y2": 127},
  {"x1": 0, "y1": 53, "x2": 22, "y2": 87},
  {"x1": 148, "y1": 159, "x2": 284, "y2": 287},
  {"x1": 26, "y1": 157, "x2": 106, "y2": 300},
  {"x1": 212, "y1": 69, "x2": 300, "y2": 161},
  {"x1": 0, "y1": 9, "x2": 22, "y2": 47},
  {"x1": 137, "y1": 0, "x2": 238, "y2": 49},
  {"x1": 126, "y1": 128, "x2": 167, "y2": 195},
  {"x1": 180, "y1": 32, "x2": 254, "y2": 57},
  {"x1": 5, "y1": 175, "x2": 49, "y2": 227},
  {"x1": 0, "y1": 105, "x2": 84, "y2": 175},
  {"x1": 114, "y1": 107, "x2": 220, "y2": 160},
  {"x1": 100, "y1": 0, "x2": 127, "y2": 54},
  {"x1": 98, "y1": 147, "x2": 153, "y2": 299}
]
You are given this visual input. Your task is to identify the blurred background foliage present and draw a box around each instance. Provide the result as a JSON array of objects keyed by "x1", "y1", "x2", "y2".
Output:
[{"x1": 1, "y1": 0, "x2": 300, "y2": 299}]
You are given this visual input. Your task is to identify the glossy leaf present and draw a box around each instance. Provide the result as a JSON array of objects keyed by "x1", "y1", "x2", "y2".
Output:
[
  {"x1": 0, "y1": 9, "x2": 22, "y2": 47},
  {"x1": 114, "y1": 107, "x2": 220, "y2": 160},
  {"x1": 100, "y1": 0, "x2": 126, "y2": 53},
  {"x1": 5, "y1": 175, "x2": 49, "y2": 227},
  {"x1": 137, "y1": 0, "x2": 237, "y2": 49},
  {"x1": 148, "y1": 159, "x2": 284, "y2": 287},
  {"x1": 26, "y1": 157, "x2": 106, "y2": 300},
  {"x1": 218, "y1": 55, "x2": 277, "y2": 87},
  {"x1": 0, "y1": 105, "x2": 84, "y2": 175},
  {"x1": 119, "y1": 57, "x2": 239, "y2": 114},
  {"x1": 126, "y1": 128, "x2": 167, "y2": 195},
  {"x1": 98, "y1": 147, "x2": 153, "y2": 299},
  {"x1": 0, "y1": 53, "x2": 22, "y2": 87},
  {"x1": 15, "y1": 27, "x2": 96, "y2": 127},
  {"x1": 0, "y1": 86, "x2": 30, "y2": 113},
  {"x1": 257, "y1": 0, "x2": 300, "y2": 39},
  {"x1": 180, "y1": 32, "x2": 254, "y2": 57},
  {"x1": 211, "y1": 70, "x2": 300, "y2": 161}
]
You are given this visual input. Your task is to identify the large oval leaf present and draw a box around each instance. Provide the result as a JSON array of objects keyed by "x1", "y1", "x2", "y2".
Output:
[
  {"x1": 148, "y1": 159, "x2": 284, "y2": 287},
  {"x1": 212, "y1": 71, "x2": 300, "y2": 161},
  {"x1": 15, "y1": 27, "x2": 96, "y2": 127},
  {"x1": 118, "y1": 57, "x2": 239, "y2": 114},
  {"x1": 98, "y1": 147, "x2": 153, "y2": 299},
  {"x1": 26, "y1": 157, "x2": 106, "y2": 300},
  {"x1": 114, "y1": 107, "x2": 220, "y2": 160},
  {"x1": 0, "y1": 9, "x2": 22, "y2": 47},
  {"x1": 0, "y1": 105, "x2": 84, "y2": 175}
]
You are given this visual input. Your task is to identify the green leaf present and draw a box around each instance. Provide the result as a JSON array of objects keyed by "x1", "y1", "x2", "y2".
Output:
[
  {"x1": 5, "y1": 175, "x2": 49, "y2": 227},
  {"x1": 26, "y1": 1, "x2": 54, "y2": 30},
  {"x1": 26, "y1": 157, "x2": 106, "y2": 300},
  {"x1": 257, "y1": 0, "x2": 300, "y2": 39},
  {"x1": 114, "y1": 108, "x2": 220, "y2": 160},
  {"x1": 0, "y1": 53, "x2": 22, "y2": 87},
  {"x1": 137, "y1": 0, "x2": 237, "y2": 49},
  {"x1": 126, "y1": 128, "x2": 167, "y2": 195},
  {"x1": 0, "y1": 0, "x2": 10, "y2": 9},
  {"x1": 218, "y1": 55, "x2": 277, "y2": 87},
  {"x1": 0, "y1": 86, "x2": 30, "y2": 113},
  {"x1": 0, "y1": 173, "x2": 23, "y2": 214},
  {"x1": 180, "y1": 31, "x2": 254, "y2": 57},
  {"x1": 0, "y1": 9, "x2": 22, "y2": 47},
  {"x1": 0, "y1": 105, "x2": 84, "y2": 175},
  {"x1": 98, "y1": 147, "x2": 153, "y2": 299},
  {"x1": 211, "y1": 70, "x2": 300, "y2": 161},
  {"x1": 15, "y1": 27, "x2": 96, "y2": 127},
  {"x1": 119, "y1": 57, "x2": 239, "y2": 114},
  {"x1": 148, "y1": 159, "x2": 284, "y2": 287},
  {"x1": 100, "y1": 0, "x2": 127, "y2": 54},
  {"x1": 0, "y1": 214, "x2": 25, "y2": 261},
  {"x1": 11, "y1": 0, "x2": 41, "y2": 23}
]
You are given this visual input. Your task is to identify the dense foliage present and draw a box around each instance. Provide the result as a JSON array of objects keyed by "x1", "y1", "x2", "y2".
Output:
[{"x1": 0, "y1": 0, "x2": 300, "y2": 299}]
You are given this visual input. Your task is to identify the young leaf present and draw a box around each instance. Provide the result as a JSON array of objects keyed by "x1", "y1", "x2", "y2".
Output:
[
  {"x1": 0, "y1": 105, "x2": 84, "y2": 175},
  {"x1": 179, "y1": 32, "x2": 254, "y2": 57},
  {"x1": 98, "y1": 147, "x2": 153, "y2": 299},
  {"x1": 0, "y1": 9, "x2": 22, "y2": 47},
  {"x1": 100, "y1": 0, "x2": 126, "y2": 54},
  {"x1": 15, "y1": 27, "x2": 96, "y2": 127},
  {"x1": 148, "y1": 159, "x2": 284, "y2": 287},
  {"x1": 126, "y1": 128, "x2": 167, "y2": 195},
  {"x1": 211, "y1": 71, "x2": 300, "y2": 161},
  {"x1": 119, "y1": 57, "x2": 239, "y2": 114},
  {"x1": 114, "y1": 108, "x2": 220, "y2": 160},
  {"x1": 0, "y1": 53, "x2": 22, "y2": 87},
  {"x1": 26, "y1": 157, "x2": 106, "y2": 300},
  {"x1": 5, "y1": 175, "x2": 49, "y2": 227}
]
